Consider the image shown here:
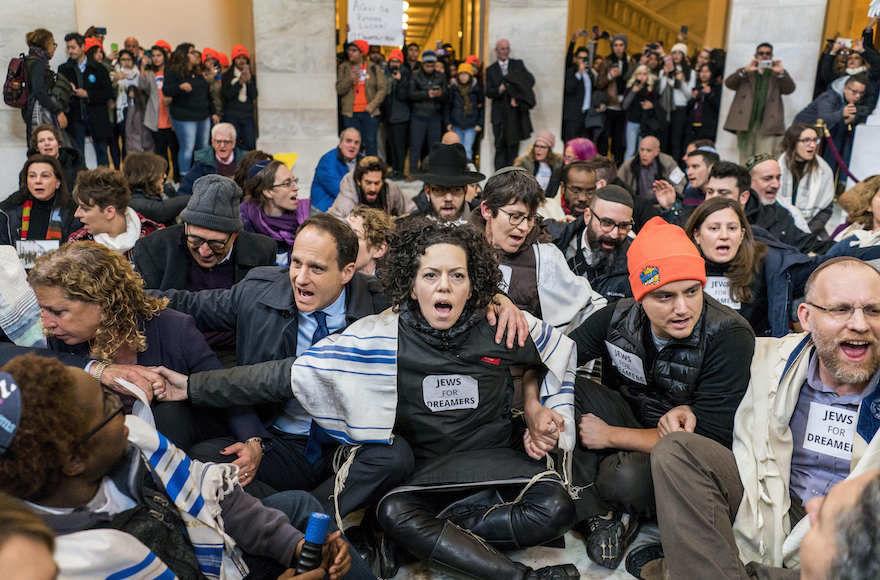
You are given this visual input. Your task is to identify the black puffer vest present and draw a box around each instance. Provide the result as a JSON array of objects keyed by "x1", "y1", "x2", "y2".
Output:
[{"x1": 604, "y1": 295, "x2": 743, "y2": 426}]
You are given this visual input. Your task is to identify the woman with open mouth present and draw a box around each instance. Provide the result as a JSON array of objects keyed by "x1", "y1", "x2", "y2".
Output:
[
  {"x1": 239, "y1": 158, "x2": 300, "y2": 266},
  {"x1": 777, "y1": 122, "x2": 835, "y2": 235},
  {"x1": 288, "y1": 220, "x2": 581, "y2": 579}
]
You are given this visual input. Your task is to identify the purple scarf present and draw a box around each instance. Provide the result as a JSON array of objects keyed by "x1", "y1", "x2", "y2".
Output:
[{"x1": 240, "y1": 201, "x2": 297, "y2": 246}]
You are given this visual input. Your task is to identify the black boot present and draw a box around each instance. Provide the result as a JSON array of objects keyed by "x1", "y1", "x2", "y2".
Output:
[
  {"x1": 581, "y1": 511, "x2": 640, "y2": 569},
  {"x1": 527, "y1": 564, "x2": 581, "y2": 579},
  {"x1": 429, "y1": 520, "x2": 532, "y2": 579}
]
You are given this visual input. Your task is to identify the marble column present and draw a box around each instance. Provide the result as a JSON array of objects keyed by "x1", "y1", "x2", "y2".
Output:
[
  {"x1": 251, "y1": 0, "x2": 339, "y2": 200},
  {"x1": 714, "y1": 0, "x2": 828, "y2": 161},
  {"x1": 0, "y1": 1, "x2": 77, "y2": 202},
  {"x1": 479, "y1": 0, "x2": 569, "y2": 172}
]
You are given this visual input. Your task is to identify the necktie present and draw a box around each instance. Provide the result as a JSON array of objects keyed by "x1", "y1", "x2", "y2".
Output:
[{"x1": 305, "y1": 310, "x2": 332, "y2": 463}]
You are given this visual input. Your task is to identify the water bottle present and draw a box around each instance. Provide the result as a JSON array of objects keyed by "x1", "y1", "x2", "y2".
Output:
[{"x1": 294, "y1": 512, "x2": 331, "y2": 573}]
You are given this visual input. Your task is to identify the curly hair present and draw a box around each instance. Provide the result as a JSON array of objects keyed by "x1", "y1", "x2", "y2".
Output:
[
  {"x1": 350, "y1": 205, "x2": 395, "y2": 250},
  {"x1": 73, "y1": 167, "x2": 131, "y2": 210},
  {"x1": 0, "y1": 354, "x2": 83, "y2": 502},
  {"x1": 830, "y1": 473, "x2": 880, "y2": 580},
  {"x1": 28, "y1": 241, "x2": 168, "y2": 361},
  {"x1": 381, "y1": 219, "x2": 501, "y2": 313},
  {"x1": 838, "y1": 175, "x2": 880, "y2": 230}
]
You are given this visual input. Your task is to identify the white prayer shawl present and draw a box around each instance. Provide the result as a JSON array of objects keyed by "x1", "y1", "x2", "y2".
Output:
[
  {"x1": 777, "y1": 153, "x2": 835, "y2": 231},
  {"x1": 829, "y1": 229, "x2": 880, "y2": 270},
  {"x1": 531, "y1": 243, "x2": 607, "y2": 335},
  {"x1": 55, "y1": 529, "x2": 173, "y2": 579},
  {"x1": 0, "y1": 246, "x2": 45, "y2": 347},
  {"x1": 290, "y1": 308, "x2": 578, "y2": 453},
  {"x1": 732, "y1": 333, "x2": 880, "y2": 568}
]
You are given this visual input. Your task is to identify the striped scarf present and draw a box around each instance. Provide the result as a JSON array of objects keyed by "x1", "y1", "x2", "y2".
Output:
[{"x1": 21, "y1": 198, "x2": 63, "y2": 240}]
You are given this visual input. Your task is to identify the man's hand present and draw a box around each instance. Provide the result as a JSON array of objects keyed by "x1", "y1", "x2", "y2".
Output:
[
  {"x1": 523, "y1": 401, "x2": 564, "y2": 459},
  {"x1": 579, "y1": 413, "x2": 613, "y2": 449},
  {"x1": 179, "y1": 82, "x2": 193, "y2": 92},
  {"x1": 609, "y1": 66, "x2": 621, "y2": 79},
  {"x1": 149, "y1": 366, "x2": 190, "y2": 401},
  {"x1": 222, "y1": 440, "x2": 263, "y2": 486},
  {"x1": 211, "y1": 114, "x2": 221, "y2": 124},
  {"x1": 853, "y1": 39, "x2": 865, "y2": 54},
  {"x1": 844, "y1": 103, "x2": 858, "y2": 123},
  {"x1": 74, "y1": 87, "x2": 89, "y2": 98},
  {"x1": 657, "y1": 405, "x2": 697, "y2": 437},
  {"x1": 652, "y1": 179, "x2": 677, "y2": 209},
  {"x1": 102, "y1": 364, "x2": 168, "y2": 402},
  {"x1": 486, "y1": 294, "x2": 529, "y2": 348},
  {"x1": 323, "y1": 531, "x2": 352, "y2": 580},
  {"x1": 745, "y1": 59, "x2": 759, "y2": 73},
  {"x1": 640, "y1": 99, "x2": 654, "y2": 110},
  {"x1": 771, "y1": 59, "x2": 785, "y2": 75},
  {"x1": 56, "y1": 112, "x2": 68, "y2": 129}
]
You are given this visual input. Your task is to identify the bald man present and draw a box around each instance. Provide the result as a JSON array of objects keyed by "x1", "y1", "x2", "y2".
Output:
[
  {"x1": 617, "y1": 135, "x2": 686, "y2": 201},
  {"x1": 629, "y1": 257, "x2": 880, "y2": 578},
  {"x1": 486, "y1": 38, "x2": 536, "y2": 170},
  {"x1": 311, "y1": 128, "x2": 363, "y2": 212}
]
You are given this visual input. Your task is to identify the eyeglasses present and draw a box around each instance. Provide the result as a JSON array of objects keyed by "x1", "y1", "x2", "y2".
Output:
[
  {"x1": 212, "y1": 139, "x2": 235, "y2": 146},
  {"x1": 79, "y1": 388, "x2": 124, "y2": 444},
  {"x1": 272, "y1": 177, "x2": 299, "y2": 189},
  {"x1": 806, "y1": 302, "x2": 880, "y2": 321},
  {"x1": 756, "y1": 51, "x2": 772, "y2": 58},
  {"x1": 497, "y1": 207, "x2": 538, "y2": 227},
  {"x1": 185, "y1": 226, "x2": 233, "y2": 254},
  {"x1": 798, "y1": 137, "x2": 821, "y2": 145},
  {"x1": 590, "y1": 212, "x2": 634, "y2": 233},
  {"x1": 565, "y1": 184, "x2": 597, "y2": 198},
  {"x1": 845, "y1": 87, "x2": 866, "y2": 97}
]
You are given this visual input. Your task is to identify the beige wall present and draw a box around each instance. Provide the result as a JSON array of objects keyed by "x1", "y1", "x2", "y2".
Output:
[{"x1": 74, "y1": 0, "x2": 254, "y2": 56}]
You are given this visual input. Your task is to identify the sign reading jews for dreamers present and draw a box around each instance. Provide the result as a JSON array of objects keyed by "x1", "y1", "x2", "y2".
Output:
[{"x1": 348, "y1": 0, "x2": 403, "y2": 47}]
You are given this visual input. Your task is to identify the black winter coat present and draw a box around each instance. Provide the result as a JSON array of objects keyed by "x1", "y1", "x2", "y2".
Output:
[
  {"x1": 57, "y1": 58, "x2": 114, "y2": 140},
  {"x1": 408, "y1": 69, "x2": 447, "y2": 118},
  {"x1": 383, "y1": 66, "x2": 411, "y2": 124},
  {"x1": 445, "y1": 79, "x2": 483, "y2": 129}
]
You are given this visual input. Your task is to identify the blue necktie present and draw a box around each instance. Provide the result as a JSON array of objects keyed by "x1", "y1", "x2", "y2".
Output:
[{"x1": 305, "y1": 310, "x2": 333, "y2": 463}]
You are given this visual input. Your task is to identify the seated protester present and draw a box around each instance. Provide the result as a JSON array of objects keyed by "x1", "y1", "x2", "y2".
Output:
[
  {"x1": 561, "y1": 185, "x2": 635, "y2": 301},
  {"x1": 67, "y1": 167, "x2": 163, "y2": 258},
  {"x1": 743, "y1": 155, "x2": 831, "y2": 253},
  {"x1": 240, "y1": 159, "x2": 301, "y2": 267},
  {"x1": 27, "y1": 123, "x2": 84, "y2": 193},
  {"x1": 632, "y1": 257, "x2": 880, "y2": 578},
  {"x1": 232, "y1": 148, "x2": 273, "y2": 189},
  {"x1": 0, "y1": 492, "x2": 57, "y2": 579},
  {"x1": 311, "y1": 128, "x2": 362, "y2": 213},
  {"x1": 513, "y1": 131, "x2": 563, "y2": 198},
  {"x1": 30, "y1": 241, "x2": 227, "y2": 452},
  {"x1": 562, "y1": 137, "x2": 599, "y2": 164},
  {"x1": 777, "y1": 123, "x2": 836, "y2": 235},
  {"x1": 472, "y1": 167, "x2": 606, "y2": 333},
  {"x1": 346, "y1": 205, "x2": 393, "y2": 277},
  {"x1": 0, "y1": 354, "x2": 364, "y2": 579},
  {"x1": 123, "y1": 151, "x2": 190, "y2": 226},
  {"x1": 329, "y1": 156, "x2": 415, "y2": 219},
  {"x1": 554, "y1": 160, "x2": 599, "y2": 220},
  {"x1": 651, "y1": 147, "x2": 721, "y2": 228},
  {"x1": 177, "y1": 122, "x2": 248, "y2": 196},
  {"x1": 405, "y1": 144, "x2": 485, "y2": 225},
  {"x1": 617, "y1": 136, "x2": 686, "y2": 201},
  {"x1": 132, "y1": 174, "x2": 276, "y2": 291},
  {"x1": 0, "y1": 155, "x2": 78, "y2": 254},
  {"x1": 568, "y1": 217, "x2": 755, "y2": 569},
  {"x1": 0, "y1": 247, "x2": 44, "y2": 348},
  {"x1": 833, "y1": 174, "x2": 880, "y2": 242}
]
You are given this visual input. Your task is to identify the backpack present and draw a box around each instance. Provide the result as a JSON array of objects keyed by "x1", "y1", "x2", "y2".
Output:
[{"x1": 3, "y1": 53, "x2": 28, "y2": 109}]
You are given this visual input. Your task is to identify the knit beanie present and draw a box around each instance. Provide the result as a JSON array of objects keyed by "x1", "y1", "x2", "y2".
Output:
[
  {"x1": 457, "y1": 62, "x2": 476, "y2": 77},
  {"x1": 611, "y1": 34, "x2": 628, "y2": 49},
  {"x1": 671, "y1": 43, "x2": 689, "y2": 56},
  {"x1": 627, "y1": 217, "x2": 706, "y2": 301},
  {"x1": 534, "y1": 130, "x2": 556, "y2": 150},
  {"x1": 352, "y1": 39, "x2": 369, "y2": 55},
  {"x1": 231, "y1": 44, "x2": 250, "y2": 61},
  {"x1": 180, "y1": 175, "x2": 243, "y2": 233},
  {"x1": 389, "y1": 49, "x2": 404, "y2": 63}
]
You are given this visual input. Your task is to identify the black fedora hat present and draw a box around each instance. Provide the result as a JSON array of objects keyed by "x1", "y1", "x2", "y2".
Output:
[{"x1": 419, "y1": 144, "x2": 485, "y2": 186}]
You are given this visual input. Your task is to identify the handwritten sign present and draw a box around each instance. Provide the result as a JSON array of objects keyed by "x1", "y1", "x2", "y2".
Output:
[{"x1": 348, "y1": 0, "x2": 403, "y2": 47}]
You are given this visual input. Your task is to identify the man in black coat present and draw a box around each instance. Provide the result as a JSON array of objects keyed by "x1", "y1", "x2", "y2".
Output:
[
  {"x1": 485, "y1": 39, "x2": 536, "y2": 169},
  {"x1": 563, "y1": 43, "x2": 598, "y2": 142}
]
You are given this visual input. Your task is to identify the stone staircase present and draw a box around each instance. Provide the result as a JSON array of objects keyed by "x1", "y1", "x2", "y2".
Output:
[{"x1": 592, "y1": 0, "x2": 705, "y2": 54}]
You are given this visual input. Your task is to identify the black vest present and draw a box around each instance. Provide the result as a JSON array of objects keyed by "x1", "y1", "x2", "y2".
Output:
[{"x1": 604, "y1": 295, "x2": 745, "y2": 426}]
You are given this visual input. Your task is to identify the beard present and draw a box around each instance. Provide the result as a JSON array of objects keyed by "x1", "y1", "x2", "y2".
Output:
[{"x1": 812, "y1": 328, "x2": 880, "y2": 387}]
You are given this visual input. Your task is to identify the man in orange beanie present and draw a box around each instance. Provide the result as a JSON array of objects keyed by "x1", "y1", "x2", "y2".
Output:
[
  {"x1": 564, "y1": 216, "x2": 755, "y2": 570},
  {"x1": 337, "y1": 39, "x2": 386, "y2": 156}
]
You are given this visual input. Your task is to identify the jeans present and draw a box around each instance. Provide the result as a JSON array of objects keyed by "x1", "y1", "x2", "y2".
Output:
[
  {"x1": 343, "y1": 112, "x2": 379, "y2": 156},
  {"x1": 453, "y1": 126, "x2": 477, "y2": 161},
  {"x1": 172, "y1": 117, "x2": 211, "y2": 175},
  {"x1": 625, "y1": 121, "x2": 641, "y2": 162}
]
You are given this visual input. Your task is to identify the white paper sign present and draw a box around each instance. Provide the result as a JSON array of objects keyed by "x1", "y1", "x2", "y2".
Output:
[
  {"x1": 803, "y1": 401, "x2": 858, "y2": 460},
  {"x1": 668, "y1": 166, "x2": 686, "y2": 185},
  {"x1": 422, "y1": 374, "x2": 479, "y2": 412},
  {"x1": 15, "y1": 239, "x2": 59, "y2": 269},
  {"x1": 705, "y1": 276, "x2": 741, "y2": 310},
  {"x1": 498, "y1": 264, "x2": 513, "y2": 293},
  {"x1": 605, "y1": 341, "x2": 648, "y2": 385},
  {"x1": 348, "y1": 0, "x2": 403, "y2": 47}
]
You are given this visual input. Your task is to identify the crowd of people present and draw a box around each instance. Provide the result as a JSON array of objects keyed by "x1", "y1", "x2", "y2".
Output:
[{"x1": 2, "y1": 17, "x2": 880, "y2": 580}]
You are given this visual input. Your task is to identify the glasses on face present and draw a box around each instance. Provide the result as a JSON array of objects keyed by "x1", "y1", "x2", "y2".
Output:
[
  {"x1": 79, "y1": 388, "x2": 124, "y2": 444},
  {"x1": 845, "y1": 87, "x2": 866, "y2": 97},
  {"x1": 565, "y1": 184, "x2": 596, "y2": 199},
  {"x1": 756, "y1": 51, "x2": 772, "y2": 58},
  {"x1": 798, "y1": 137, "x2": 821, "y2": 145},
  {"x1": 590, "y1": 212, "x2": 634, "y2": 233},
  {"x1": 497, "y1": 207, "x2": 538, "y2": 227},
  {"x1": 806, "y1": 302, "x2": 880, "y2": 321},
  {"x1": 273, "y1": 177, "x2": 299, "y2": 189},
  {"x1": 185, "y1": 227, "x2": 232, "y2": 254},
  {"x1": 213, "y1": 139, "x2": 234, "y2": 146}
]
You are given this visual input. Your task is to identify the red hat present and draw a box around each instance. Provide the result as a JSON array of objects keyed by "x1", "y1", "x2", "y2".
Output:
[
  {"x1": 83, "y1": 37, "x2": 103, "y2": 54},
  {"x1": 352, "y1": 39, "x2": 369, "y2": 55},
  {"x1": 465, "y1": 54, "x2": 480, "y2": 66},
  {"x1": 216, "y1": 51, "x2": 230, "y2": 68},
  {"x1": 388, "y1": 49, "x2": 404, "y2": 63},
  {"x1": 202, "y1": 47, "x2": 218, "y2": 63},
  {"x1": 627, "y1": 217, "x2": 706, "y2": 301},
  {"x1": 154, "y1": 39, "x2": 172, "y2": 53},
  {"x1": 231, "y1": 44, "x2": 249, "y2": 61}
]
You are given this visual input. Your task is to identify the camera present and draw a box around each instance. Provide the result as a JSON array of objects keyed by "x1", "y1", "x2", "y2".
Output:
[{"x1": 758, "y1": 60, "x2": 773, "y2": 69}]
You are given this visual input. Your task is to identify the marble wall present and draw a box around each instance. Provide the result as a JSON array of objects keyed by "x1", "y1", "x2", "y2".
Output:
[
  {"x1": 479, "y1": 0, "x2": 569, "y2": 172},
  {"x1": 0, "y1": 1, "x2": 77, "y2": 201},
  {"x1": 715, "y1": 0, "x2": 829, "y2": 161},
  {"x1": 251, "y1": 0, "x2": 339, "y2": 200}
]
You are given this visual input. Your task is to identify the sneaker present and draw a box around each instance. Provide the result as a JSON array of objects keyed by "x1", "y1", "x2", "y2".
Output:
[
  {"x1": 625, "y1": 543, "x2": 664, "y2": 579},
  {"x1": 527, "y1": 563, "x2": 581, "y2": 579},
  {"x1": 582, "y1": 512, "x2": 640, "y2": 569}
]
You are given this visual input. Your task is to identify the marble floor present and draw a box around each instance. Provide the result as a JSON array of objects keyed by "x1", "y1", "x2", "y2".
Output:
[{"x1": 391, "y1": 526, "x2": 659, "y2": 579}]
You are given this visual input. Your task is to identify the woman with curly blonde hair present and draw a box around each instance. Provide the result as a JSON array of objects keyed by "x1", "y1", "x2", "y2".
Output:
[
  {"x1": 834, "y1": 175, "x2": 880, "y2": 241},
  {"x1": 28, "y1": 241, "x2": 227, "y2": 451}
]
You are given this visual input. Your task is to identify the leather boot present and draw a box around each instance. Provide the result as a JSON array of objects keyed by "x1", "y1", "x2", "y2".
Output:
[{"x1": 428, "y1": 520, "x2": 531, "y2": 579}]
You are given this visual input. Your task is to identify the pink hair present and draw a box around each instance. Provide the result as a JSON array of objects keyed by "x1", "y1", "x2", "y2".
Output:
[{"x1": 564, "y1": 138, "x2": 598, "y2": 163}]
